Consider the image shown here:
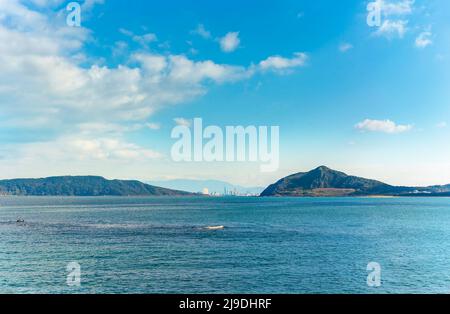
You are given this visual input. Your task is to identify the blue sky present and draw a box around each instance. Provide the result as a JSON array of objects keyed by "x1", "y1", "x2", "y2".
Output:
[{"x1": 0, "y1": 0, "x2": 449, "y2": 186}]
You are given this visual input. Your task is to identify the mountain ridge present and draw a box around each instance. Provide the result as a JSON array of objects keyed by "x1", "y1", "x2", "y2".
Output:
[
  {"x1": 0, "y1": 176, "x2": 193, "y2": 196},
  {"x1": 260, "y1": 166, "x2": 450, "y2": 197}
]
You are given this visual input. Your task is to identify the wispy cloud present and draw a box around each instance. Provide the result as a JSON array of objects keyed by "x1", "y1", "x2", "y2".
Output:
[
  {"x1": 379, "y1": 0, "x2": 414, "y2": 15},
  {"x1": 19, "y1": 136, "x2": 162, "y2": 162},
  {"x1": 415, "y1": 31, "x2": 432, "y2": 48},
  {"x1": 174, "y1": 118, "x2": 192, "y2": 127},
  {"x1": 436, "y1": 122, "x2": 447, "y2": 128},
  {"x1": 375, "y1": 20, "x2": 408, "y2": 38},
  {"x1": 339, "y1": 43, "x2": 353, "y2": 53},
  {"x1": 146, "y1": 122, "x2": 161, "y2": 130},
  {"x1": 190, "y1": 24, "x2": 211, "y2": 39},
  {"x1": 68, "y1": 137, "x2": 162, "y2": 160},
  {"x1": 119, "y1": 28, "x2": 157, "y2": 47},
  {"x1": 112, "y1": 41, "x2": 128, "y2": 57},
  {"x1": 355, "y1": 119, "x2": 413, "y2": 134},
  {"x1": 371, "y1": 0, "x2": 414, "y2": 39}
]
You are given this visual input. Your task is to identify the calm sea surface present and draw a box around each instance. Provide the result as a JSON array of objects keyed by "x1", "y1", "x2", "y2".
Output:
[{"x1": 1, "y1": 196, "x2": 450, "y2": 294}]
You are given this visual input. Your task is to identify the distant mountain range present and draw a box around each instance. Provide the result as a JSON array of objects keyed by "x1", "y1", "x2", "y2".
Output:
[
  {"x1": 261, "y1": 166, "x2": 450, "y2": 197},
  {"x1": 148, "y1": 179, "x2": 264, "y2": 195},
  {"x1": 0, "y1": 176, "x2": 192, "y2": 196}
]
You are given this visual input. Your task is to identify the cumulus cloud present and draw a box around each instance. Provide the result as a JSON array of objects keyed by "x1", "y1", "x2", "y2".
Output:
[
  {"x1": 259, "y1": 52, "x2": 308, "y2": 72},
  {"x1": 355, "y1": 119, "x2": 413, "y2": 134},
  {"x1": 219, "y1": 32, "x2": 240, "y2": 53},
  {"x1": 0, "y1": 31, "x2": 251, "y2": 129},
  {"x1": 0, "y1": 1, "x2": 308, "y2": 167},
  {"x1": 164, "y1": 54, "x2": 252, "y2": 83}
]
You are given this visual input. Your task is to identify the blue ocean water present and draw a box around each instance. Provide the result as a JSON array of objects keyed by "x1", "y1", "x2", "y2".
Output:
[{"x1": 1, "y1": 196, "x2": 450, "y2": 294}]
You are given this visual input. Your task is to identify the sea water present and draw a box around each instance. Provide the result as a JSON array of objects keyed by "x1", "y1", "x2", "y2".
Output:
[{"x1": 1, "y1": 196, "x2": 450, "y2": 294}]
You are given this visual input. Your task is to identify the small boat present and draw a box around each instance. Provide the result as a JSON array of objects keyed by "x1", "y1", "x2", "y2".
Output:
[
  {"x1": 204, "y1": 225, "x2": 225, "y2": 231},
  {"x1": 16, "y1": 218, "x2": 25, "y2": 223}
]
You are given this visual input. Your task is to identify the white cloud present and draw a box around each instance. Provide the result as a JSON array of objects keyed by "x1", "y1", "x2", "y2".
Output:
[
  {"x1": 112, "y1": 40, "x2": 128, "y2": 57},
  {"x1": 0, "y1": 31, "x2": 252, "y2": 129},
  {"x1": 378, "y1": 0, "x2": 414, "y2": 16},
  {"x1": 339, "y1": 43, "x2": 353, "y2": 53},
  {"x1": 436, "y1": 122, "x2": 447, "y2": 128},
  {"x1": 78, "y1": 122, "x2": 143, "y2": 135},
  {"x1": 0, "y1": 0, "x2": 48, "y2": 28},
  {"x1": 355, "y1": 119, "x2": 413, "y2": 134},
  {"x1": 15, "y1": 136, "x2": 162, "y2": 162},
  {"x1": 0, "y1": 1, "x2": 308, "y2": 168},
  {"x1": 219, "y1": 32, "x2": 240, "y2": 53},
  {"x1": 415, "y1": 31, "x2": 432, "y2": 48},
  {"x1": 29, "y1": 0, "x2": 65, "y2": 8},
  {"x1": 174, "y1": 118, "x2": 192, "y2": 127},
  {"x1": 146, "y1": 122, "x2": 161, "y2": 130},
  {"x1": 370, "y1": 0, "x2": 414, "y2": 39},
  {"x1": 169, "y1": 55, "x2": 253, "y2": 83},
  {"x1": 70, "y1": 137, "x2": 161, "y2": 160},
  {"x1": 16, "y1": 122, "x2": 162, "y2": 162},
  {"x1": 135, "y1": 33, "x2": 158, "y2": 45},
  {"x1": 120, "y1": 28, "x2": 157, "y2": 46},
  {"x1": 259, "y1": 52, "x2": 308, "y2": 72},
  {"x1": 191, "y1": 24, "x2": 211, "y2": 39},
  {"x1": 0, "y1": 21, "x2": 299, "y2": 130},
  {"x1": 81, "y1": 0, "x2": 105, "y2": 11},
  {"x1": 375, "y1": 20, "x2": 408, "y2": 38}
]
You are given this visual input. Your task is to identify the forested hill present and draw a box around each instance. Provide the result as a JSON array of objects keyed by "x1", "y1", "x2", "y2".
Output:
[
  {"x1": 261, "y1": 166, "x2": 450, "y2": 197},
  {"x1": 0, "y1": 176, "x2": 192, "y2": 196}
]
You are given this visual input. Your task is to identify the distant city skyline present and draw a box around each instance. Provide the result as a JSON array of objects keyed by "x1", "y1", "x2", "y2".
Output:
[
  {"x1": 0, "y1": 0, "x2": 449, "y2": 187},
  {"x1": 149, "y1": 178, "x2": 264, "y2": 196}
]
